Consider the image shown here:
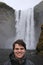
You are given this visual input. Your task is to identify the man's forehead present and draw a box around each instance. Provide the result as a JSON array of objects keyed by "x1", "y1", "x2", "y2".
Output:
[{"x1": 15, "y1": 44, "x2": 24, "y2": 47}]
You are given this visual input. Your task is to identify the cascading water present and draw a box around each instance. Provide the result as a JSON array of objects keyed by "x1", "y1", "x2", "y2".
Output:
[
  {"x1": 0, "y1": 5, "x2": 35, "y2": 49},
  {"x1": 0, "y1": 2, "x2": 42, "y2": 50},
  {"x1": 15, "y1": 8, "x2": 35, "y2": 49}
]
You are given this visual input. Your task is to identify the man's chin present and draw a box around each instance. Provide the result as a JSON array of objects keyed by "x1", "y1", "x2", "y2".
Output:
[{"x1": 17, "y1": 56, "x2": 23, "y2": 59}]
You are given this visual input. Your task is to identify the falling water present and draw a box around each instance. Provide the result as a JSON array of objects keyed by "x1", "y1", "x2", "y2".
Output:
[
  {"x1": 0, "y1": 6, "x2": 35, "y2": 49},
  {"x1": 15, "y1": 8, "x2": 35, "y2": 49}
]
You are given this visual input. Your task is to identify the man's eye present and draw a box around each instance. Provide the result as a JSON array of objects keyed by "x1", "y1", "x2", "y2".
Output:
[
  {"x1": 15, "y1": 48, "x2": 24, "y2": 50},
  {"x1": 20, "y1": 48, "x2": 24, "y2": 50},
  {"x1": 15, "y1": 48, "x2": 19, "y2": 50}
]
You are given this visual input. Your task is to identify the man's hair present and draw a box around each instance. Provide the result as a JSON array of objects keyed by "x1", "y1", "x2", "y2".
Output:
[{"x1": 13, "y1": 39, "x2": 26, "y2": 50}]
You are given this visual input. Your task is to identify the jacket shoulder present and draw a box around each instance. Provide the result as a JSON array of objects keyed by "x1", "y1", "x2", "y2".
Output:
[
  {"x1": 26, "y1": 58, "x2": 35, "y2": 65},
  {"x1": 4, "y1": 59, "x2": 11, "y2": 65}
]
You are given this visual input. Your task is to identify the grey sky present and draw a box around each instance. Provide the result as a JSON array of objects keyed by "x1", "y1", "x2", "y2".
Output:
[{"x1": 0, "y1": 0, "x2": 41, "y2": 10}]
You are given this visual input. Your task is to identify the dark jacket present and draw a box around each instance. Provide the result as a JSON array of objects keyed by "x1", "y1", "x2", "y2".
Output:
[{"x1": 4, "y1": 52, "x2": 34, "y2": 65}]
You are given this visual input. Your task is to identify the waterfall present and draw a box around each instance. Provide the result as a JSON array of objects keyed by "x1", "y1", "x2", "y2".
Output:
[{"x1": 15, "y1": 8, "x2": 35, "y2": 49}]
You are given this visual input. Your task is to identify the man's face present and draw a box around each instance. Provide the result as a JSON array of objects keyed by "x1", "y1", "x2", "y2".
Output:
[{"x1": 13, "y1": 44, "x2": 26, "y2": 59}]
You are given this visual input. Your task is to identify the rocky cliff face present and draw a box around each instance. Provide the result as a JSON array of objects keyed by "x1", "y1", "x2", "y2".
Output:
[
  {"x1": 0, "y1": 2, "x2": 16, "y2": 48},
  {"x1": 36, "y1": 25, "x2": 43, "y2": 55}
]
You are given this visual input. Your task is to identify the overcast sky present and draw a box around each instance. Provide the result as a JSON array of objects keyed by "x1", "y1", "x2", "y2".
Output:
[{"x1": 0, "y1": 0, "x2": 41, "y2": 10}]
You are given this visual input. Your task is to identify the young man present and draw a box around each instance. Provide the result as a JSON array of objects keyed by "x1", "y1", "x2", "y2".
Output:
[{"x1": 4, "y1": 39, "x2": 35, "y2": 65}]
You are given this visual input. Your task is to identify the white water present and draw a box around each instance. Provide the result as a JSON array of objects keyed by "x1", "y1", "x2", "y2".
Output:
[
  {"x1": 0, "y1": 1, "x2": 42, "y2": 49},
  {"x1": 15, "y1": 8, "x2": 35, "y2": 49},
  {"x1": 0, "y1": 0, "x2": 42, "y2": 49},
  {"x1": 0, "y1": 5, "x2": 35, "y2": 49}
]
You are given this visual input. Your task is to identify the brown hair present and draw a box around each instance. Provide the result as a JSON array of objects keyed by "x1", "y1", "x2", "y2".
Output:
[{"x1": 13, "y1": 39, "x2": 26, "y2": 50}]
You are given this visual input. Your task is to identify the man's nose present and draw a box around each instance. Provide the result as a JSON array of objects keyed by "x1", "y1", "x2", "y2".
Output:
[{"x1": 18, "y1": 49, "x2": 21, "y2": 52}]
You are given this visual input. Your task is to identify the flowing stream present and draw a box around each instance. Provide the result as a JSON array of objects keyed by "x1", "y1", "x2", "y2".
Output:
[{"x1": 15, "y1": 8, "x2": 35, "y2": 49}]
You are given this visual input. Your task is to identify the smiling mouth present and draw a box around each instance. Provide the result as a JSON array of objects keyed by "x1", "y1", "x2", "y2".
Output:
[{"x1": 17, "y1": 53, "x2": 22, "y2": 55}]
